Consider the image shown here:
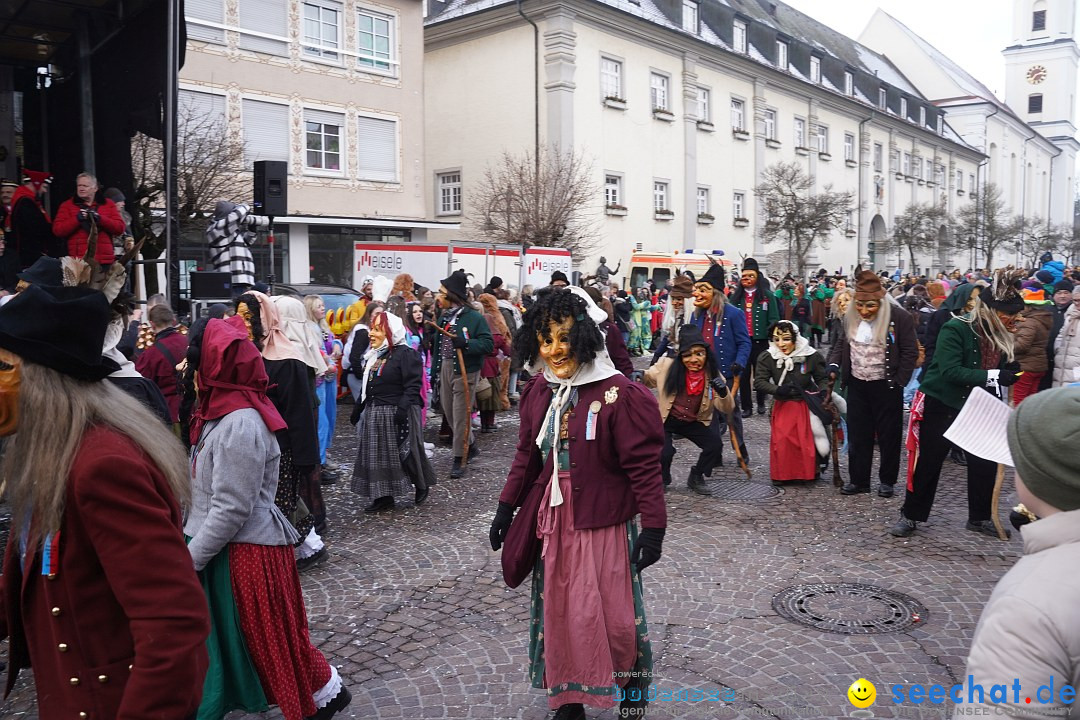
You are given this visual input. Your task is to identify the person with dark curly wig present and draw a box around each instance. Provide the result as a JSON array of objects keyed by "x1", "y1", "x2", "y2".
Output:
[{"x1": 488, "y1": 286, "x2": 667, "y2": 720}]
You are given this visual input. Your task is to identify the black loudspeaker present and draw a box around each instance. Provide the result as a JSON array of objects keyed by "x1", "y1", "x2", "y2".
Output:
[
  {"x1": 190, "y1": 271, "x2": 232, "y2": 299},
  {"x1": 253, "y1": 160, "x2": 288, "y2": 217}
]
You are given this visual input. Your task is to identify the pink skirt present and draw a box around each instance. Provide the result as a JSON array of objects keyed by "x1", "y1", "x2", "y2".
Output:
[{"x1": 536, "y1": 471, "x2": 638, "y2": 709}]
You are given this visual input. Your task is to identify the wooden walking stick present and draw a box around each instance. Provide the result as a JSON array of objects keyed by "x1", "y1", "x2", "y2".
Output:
[
  {"x1": 427, "y1": 320, "x2": 472, "y2": 466},
  {"x1": 990, "y1": 464, "x2": 1008, "y2": 541},
  {"x1": 825, "y1": 377, "x2": 843, "y2": 488},
  {"x1": 727, "y1": 376, "x2": 752, "y2": 479}
]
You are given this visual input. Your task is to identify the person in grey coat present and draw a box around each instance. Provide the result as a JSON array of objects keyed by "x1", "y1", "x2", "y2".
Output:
[{"x1": 185, "y1": 316, "x2": 352, "y2": 720}]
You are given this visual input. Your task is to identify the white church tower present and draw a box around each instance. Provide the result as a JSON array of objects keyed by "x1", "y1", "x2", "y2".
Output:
[{"x1": 1002, "y1": 0, "x2": 1080, "y2": 226}]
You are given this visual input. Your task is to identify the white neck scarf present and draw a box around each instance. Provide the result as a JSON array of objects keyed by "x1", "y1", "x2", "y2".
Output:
[{"x1": 766, "y1": 331, "x2": 815, "y2": 386}]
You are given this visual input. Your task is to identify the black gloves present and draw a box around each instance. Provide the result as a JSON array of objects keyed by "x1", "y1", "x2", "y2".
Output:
[
  {"x1": 395, "y1": 405, "x2": 409, "y2": 425},
  {"x1": 826, "y1": 363, "x2": 840, "y2": 380},
  {"x1": 775, "y1": 383, "x2": 799, "y2": 398},
  {"x1": 451, "y1": 334, "x2": 468, "y2": 350},
  {"x1": 709, "y1": 376, "x2": 729, "y2": 397},
  {"x1": 730, "y1": 362, "x2": 744, "y2": 377},
  {"x1": 489, "y1": 502, "x2": 515, "y2": 551},
  {"x1": 998, "y1": 361, "x2": 1022, "y2": 387},
  {"x1": 631, "y1": 527, "x2": 665, "y2": 572}
]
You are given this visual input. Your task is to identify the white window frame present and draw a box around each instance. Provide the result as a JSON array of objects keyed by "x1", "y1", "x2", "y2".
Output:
[
  {"x1": 357, "y1": 7, "x2": 397, "y2": 77},
  {"x1": 878, "y1": 88, "x2": 887, "y2": 109},
  {"x1": 355, "y1": 114, "x2": 399, "y2": 183},
  {"x1": 775, "y1": 40, "x2": 788, "y2": 71},
  {"x1": 696, "y1": 86, "x2": 711, "y2": 123},
  {"x1": 733, "y1": 191, "x2": 745, "y2": 220},
  {"x1": 844, "y1": 71, "x2": 854, "y2": 96},
  {"x1": 604, "y1": 173, "x2": 623, "y2": 208},
  {"x1": 794, "y1": 116, "x2": 806, "y2": 148},
  {"x1": 969, "y1": 173, "x2": 976, "y2": 192},
  {"x1": 237, "y1": 0, "x2": 289, "y2": 55},
  {"x1": 815, "y1": 124, "x2": 829, "y2": 153},
  {"x1": 902, "y1": 152, "x2": 911, "y2": 176},
  {"x1": 697, "y1": 186, "x2": 710, "y2": 216},
  {"x1": 600, "y1": 56, "x2": 623, "y2": 101},
  {"x1": 810, "y1": 56, "x2": 821, "y2": 84},
  {"x1": 682, "y1": 0, "x2": 698, "y2": 34},
  {"x1": 913, "y1": 156, "x2": 923, "y2": 179},
  {"x1": 303, "y1": 109, "x2": 345, "y2": 174},
  {"x1": 764, "y1": 108, "x2": 777, "y2": 140},
  {"x1": 242, "y1": 97, "x2": 290, "y2": 165},
  {"x1": 731, "y1": 97, "x2": 746, "y2": 131},
  {"x1": 935, "y1": 164, "x2": 945, "y2": 185},
  {"x1": 844, "y1": 133, "x2": 855, "y2": 161},
  {"x1": 873, "y1": 142, "x2": 883, "y2": 172},
  {"x1": 733, "y1": 20, "x2": 747, "y2": 53},
  {"x1": 653, "y1": 181, "x2": 669, "y2": 211},
  {"x1": 186, "y1": 0, "x2": 226, "y2": 43},
  {"x1": 650, "y1": 72, "x2": 670, "y2": 111},
  {"x1": 919, "y1": 106, "x2": 926, "y2": 127},
  {"x1": 890, "y1": 151, "x2": 899, "y2": 174},
  {"x1": 436, "y1": 171, "x2": 462, "y2": 216},
  {"x1": 303, "y1": 0, "x2": 342, "y2": 63},
  {"x1": 900, "y1": 97, "x2": 908, "y2": 119},
  {"x1": 956, "y1": 169, "x2": 963, "y2": 188}
]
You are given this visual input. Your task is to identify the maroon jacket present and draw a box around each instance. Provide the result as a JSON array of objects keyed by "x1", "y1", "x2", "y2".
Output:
[
  {"x1": 499, "y1": 372, "x2": 667, "y2": 530},
  {"x1": 52, "y1": 197, "x2": 126, "y2": 264},
  {"x1": 134, "y1": 327, "x2": 189, "y2": 422},
  {"x1": 603, "y1": 320, "x2": 634, "y2": 377},
  {"x1": 1, "y1": 426, "x2": 210, "y2": 719}
]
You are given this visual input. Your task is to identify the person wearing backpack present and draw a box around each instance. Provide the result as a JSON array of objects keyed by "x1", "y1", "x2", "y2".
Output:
[{"x1": 135, "y1": 303, "x2": 189, "y2": 425}]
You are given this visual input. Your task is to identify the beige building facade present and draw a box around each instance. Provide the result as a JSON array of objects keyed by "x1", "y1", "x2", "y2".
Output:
[
  {"x1": 424, "y1": 0, "x2": 985, "y2": 281},
  {"x1": 180, "y1": 0, "x2": 456, "y2": 291}
]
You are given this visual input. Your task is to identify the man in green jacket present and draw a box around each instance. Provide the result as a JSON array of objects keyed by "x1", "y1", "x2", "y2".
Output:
[
  {"x1": 432, "y1": 270, "x2": 494, "y2": 478},
  {"x1": 729, "y1": 258, "x2": 780, "y2": 417}
]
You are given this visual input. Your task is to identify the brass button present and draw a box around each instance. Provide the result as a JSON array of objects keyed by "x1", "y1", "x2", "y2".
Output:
[
  {"x1": 51, "y1": 607, "x2": 61, "y2": 616},
  {"x1": 47, "y1": 572, "x2": 56, "y2": 580},
  {"x1": 58, "y1": 643, "x2": 68, "y2": 652},
  {"x1": 80, "y1": 714, "x2": 88, "y2": 719},
  {"x1": 70, "y1": 677, "x2": 80, "y2": 686},
  {"x1": 128, "y1": 664, "x2": 133, "y2": 671},
  {"x1": 97, "y1": 674, "x2": 108, "y2": 683}
]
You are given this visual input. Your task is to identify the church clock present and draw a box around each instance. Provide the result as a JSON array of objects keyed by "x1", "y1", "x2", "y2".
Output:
[{"x1": 1026, "y1": 65, "x2": 1047, "y2": 84}]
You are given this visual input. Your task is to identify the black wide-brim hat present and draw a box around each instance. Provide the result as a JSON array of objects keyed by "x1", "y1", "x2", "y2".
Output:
[
  {"x1": 17, "y1": 256, "x2": 63, "y2": 287},
  {"x1": 678, "y1": 323, "x2": 708, "y2": 352},
  {"x1": 701, "y1": 262, "x2": 726, "y2": 291},
  {"x1": 0, "y1": 285, "x2": 120, "y2": 380},
  {"x1": 441, "y1": 269, "x2": 469, "y2": 302}
]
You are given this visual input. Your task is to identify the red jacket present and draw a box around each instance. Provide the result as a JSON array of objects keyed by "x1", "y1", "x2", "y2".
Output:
[
  {"x1": 498, "y1": 373, "x2": 667, "y2": 530},
  {"x1": 1, "y1": 426, "x2": 210, "y2": 719},
  {"x1": 134, "y1": 327, "x2": 189, "y2": 422},
  {"x1": 52, "y1": 197, "x2": 126, "y2": 264}
]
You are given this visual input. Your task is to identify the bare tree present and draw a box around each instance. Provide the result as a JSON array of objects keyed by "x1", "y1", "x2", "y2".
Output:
[
  {"x1": 754, "y1": 162, "x2": 853, "y2": 278},
  {"x1": 468, "y1": 147, "x2": 600, "y2": 256},
  {"x1": 1016, "y1": 216, "x2": 1072, "y2": 269},
  {"x1": 131, "y1": 100, "x2": 248, "y2": 292},
  {"x1": 954, "y1": 182, "x2": 1022, "y2": 270},
  {"x1": 883, "y1": 201, "x2": 951, "y2": 273}
]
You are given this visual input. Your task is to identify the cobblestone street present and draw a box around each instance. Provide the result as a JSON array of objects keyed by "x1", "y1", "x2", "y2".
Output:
[{"x1": 2, "y1": 357, "x2": 1023, "y2": 720}]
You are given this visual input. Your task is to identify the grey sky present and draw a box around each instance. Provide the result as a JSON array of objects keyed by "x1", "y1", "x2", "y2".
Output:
[{"x1": 782, "y1": 0, "x2": 1013, "y2": 99}]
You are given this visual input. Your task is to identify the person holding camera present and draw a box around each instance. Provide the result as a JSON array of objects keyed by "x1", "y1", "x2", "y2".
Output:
[{"x1": 52, "y1": 172, "x2": 126, "y2": 265}]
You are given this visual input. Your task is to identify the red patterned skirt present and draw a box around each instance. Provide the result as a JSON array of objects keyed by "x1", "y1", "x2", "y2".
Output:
[{"x1": 229, "y1": 543, "x2": 333, "y2": 720}]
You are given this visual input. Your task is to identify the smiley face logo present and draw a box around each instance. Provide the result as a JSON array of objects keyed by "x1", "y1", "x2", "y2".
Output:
[{"x1": 847, "y1": 678, "x2": 876, "y2": 708}]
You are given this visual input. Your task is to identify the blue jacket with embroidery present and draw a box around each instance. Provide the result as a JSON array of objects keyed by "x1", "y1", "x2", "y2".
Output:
[{"x1": 690, "y1": 303, "x2": 752, "y2": 374}]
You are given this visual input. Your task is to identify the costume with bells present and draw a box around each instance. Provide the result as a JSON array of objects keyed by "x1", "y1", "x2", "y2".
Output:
[
  {"x1": 489, "y1": 287, "x2": 666, "y2": 720},
  {"x1": 755, "y1": 321, "x2": 845, "y2": 483}
]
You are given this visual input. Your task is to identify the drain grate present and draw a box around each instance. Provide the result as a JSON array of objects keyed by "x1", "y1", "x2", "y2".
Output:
[
  {"x1": 703, "y1": 480, "x2": 780, "y2": 502},
  {"x1": 772, "y1": 583, "x2": 926, "y2": 634}
]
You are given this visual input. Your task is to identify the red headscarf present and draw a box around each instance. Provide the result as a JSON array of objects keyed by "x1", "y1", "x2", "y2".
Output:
[{"x1": 190, "y1": 316, "x2": 287, "y2": 445}]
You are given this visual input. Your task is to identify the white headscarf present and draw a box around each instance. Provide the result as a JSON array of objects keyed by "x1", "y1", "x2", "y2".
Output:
[
  {"x1": 530, "y1": 287, "x2": 621, "y2": 508},
  {"x1": 103, "y1": 316, "x2": 142, "y2": 379},
  {"x1": 766, "y1": 321, "x2": 816, "y2": 386},
  {"x1": 360, "y1": 313, "x2": 408, "y2": 403},
  {"x1": 271, "y1": 296, "x2": 329, "y2": 374}
]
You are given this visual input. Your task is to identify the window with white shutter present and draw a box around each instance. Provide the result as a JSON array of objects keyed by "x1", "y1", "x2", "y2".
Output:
[
  {"x1": 179, "y1": 91, "x2": 227, "y2": 164},
  {"x1": 238, "y1": 0, "x2": 288, "y2": 55},
  {"x1": 186, "y1": 0, "x2": 225, "y2": 43},
  {"x1": 356, "y1": 116, "x2": 398, "y2": 182},
  {"x1": 242, "y1": 100, "x2": 290, "y2": 165},
  {"x1": 304, "y1": 108, "x2": 345, "y2": 172}
]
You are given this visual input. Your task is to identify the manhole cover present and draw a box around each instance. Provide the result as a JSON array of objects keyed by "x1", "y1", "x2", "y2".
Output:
[
  {"x1": 704, "y1": 480, "x2": 780, "y2": 502},
  {"x1": 772, "y1": 583, "x2": 926, "y2": 634}
]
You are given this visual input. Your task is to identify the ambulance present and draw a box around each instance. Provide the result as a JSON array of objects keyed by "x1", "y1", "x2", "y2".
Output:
[{"x1": 623, "y1": 250, "x2": 734, "y2": 290}]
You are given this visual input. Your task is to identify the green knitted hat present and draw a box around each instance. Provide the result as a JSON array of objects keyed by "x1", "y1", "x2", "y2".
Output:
[{"x1": 1007, "y1": 386, "x2": 1080, "y2": 511}]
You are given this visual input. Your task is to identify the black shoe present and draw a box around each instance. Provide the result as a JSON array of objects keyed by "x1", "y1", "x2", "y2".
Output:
[
  {"x1": 877, "y1": 484, "x2": 895, "y2": 498},
  {"x1": 450, "y1": 458, "x2": 465, "y2": 479},
  {"x1": 314, "y1": 515, "x2": 328, "y2": 536},
  {"x1": 414, "y1": 486, "x2": 429, "y2": 506},
  {"x1": 966, "y1": 520, "x2": 1011, "y2": 539},
  {"x1": 757, "y1": 406, "x2": 766, "y2": 415},
  {"x1": 296, "y1": 547, "x2": 328, "y2": 573},
  {"x1": 364, "y1": 496, "x2": 394, "y2": 513},
  {"x1": 741, "y1": 408, "x2": 753, "y2": 419},
  {"x1": 320, "y1": 465, "x2": 340, "y2": 485},
  {"x1": 480, "y1": 426, "x2": 496, "y2": 434},
  {"x1": 305, "y1": 686, "x2": 352, "y2": 720},
  {"x1": 840, "y1": 483, "x2": 870, "y2": 495},
  {"x1": 687, "y1": 469, "x2": 713, "y2": 496},
  {"x1": 552, "y1": 704, "x2": 586, "y2": 720},
  {"x1": 467, "y1": 443, "x2": 481, "y2": 460},
  {"x1": 950, "y1": 448, "x2": 967, "y2": 466},
  {"x1": 888, "y1": 516, "x2": 917, "y2": 537}
]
